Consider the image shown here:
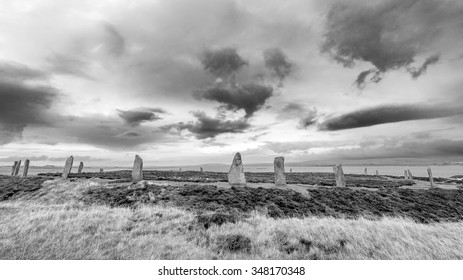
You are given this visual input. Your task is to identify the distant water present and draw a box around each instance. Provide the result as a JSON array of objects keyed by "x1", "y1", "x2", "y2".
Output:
[{"x1": 1, "y1": 165, "x2": 462, "y2": 178}]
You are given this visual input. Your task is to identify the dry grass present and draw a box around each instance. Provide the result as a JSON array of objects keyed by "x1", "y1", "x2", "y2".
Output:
[{"x1": 0, "y1": 178, "x2": 462, "y2": 260}]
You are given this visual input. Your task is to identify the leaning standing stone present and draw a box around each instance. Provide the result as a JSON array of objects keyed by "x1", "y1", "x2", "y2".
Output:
[
  {"x1": 62, "y1": 156, "x2": 74, "y2": 179},
  {"x1": 132, "y1": 155, "x2": 143, "y2": 182},
  {"x1": 274, "y1": 157, "x2": 286, "y2": 186},
  {"x1": 427, "y1": 167, "x2": 435, "y2": 188},
  {"x1": 11, "y1": 161, "x2": 17, "y2": 176},
  {"x1": 23, "y1": 159, "x2": 30, "y2": 177},
  {"x1": 228, "y1": 152, "x2": 246, "y2": 186},
  {"x1": 375, "y1": 170, "x2": 379, "y2": 176},
  {"x1": 78, "y1": 162, "x2": 84, "y2": 174},
  {"x1": 200, "y1": 167, "x2": 203, "y2": 172},
  {"x1": 364, "y1": 168, "x2": 368, "y2": 175},
  {"x1": 14, "y1": 160, "x2": 21, "y2": 176},
  {"x1": 333, "y1": 164, "x2": 346, "y2": 188}
]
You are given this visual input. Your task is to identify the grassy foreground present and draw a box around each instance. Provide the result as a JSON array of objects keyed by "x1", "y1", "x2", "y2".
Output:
[{"x1": 0, "y1": 178, "x2": 462, "y2": 259}]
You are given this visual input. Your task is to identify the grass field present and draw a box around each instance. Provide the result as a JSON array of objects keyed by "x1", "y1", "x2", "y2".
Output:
[{"x1": 1, "y1": 176, "x2": 462, "y2": 259}]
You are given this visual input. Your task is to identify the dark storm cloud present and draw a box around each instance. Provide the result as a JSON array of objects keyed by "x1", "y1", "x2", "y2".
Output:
[
  {"x1": 196, "y1": 83, "x2": 273, "y2": 118},
  {"x1": 200, "y1": 47, "x2": 248, "y2": 81},
  {"x1": 319, "y1": 103, "x2": 463, "y2": 131},
  {"x1": 163, "y1": 111, "x2": 250, "y2": 139},
  {"x1": 354, "y1": 69, "x2": 382, "y2": 89},
  {"x1": 46, "y1": 53, "x2": 94, "y2": 80},
  {"x1": 117, "y1": 108, "x2": 166, "y2": 126},
  {"x1": 322, "y1": 0, "x2": 463, "y2": 87},
  {"x1": 0, "y1": 61, "x2": 59, "y2": 144},
  {"x1": 263, "y1": 48, "x2": 293, "y2": 85}
]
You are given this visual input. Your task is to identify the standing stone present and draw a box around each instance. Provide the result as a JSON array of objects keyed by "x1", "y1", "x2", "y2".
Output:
[
  {"x1": 274, "y1": 157, "x2": 286, "y2": 186},
  {"x1": 200, "y1": 167, "x2": 203, "y2": 172},
  {"x1": 333, "y1": 164, "x2": 346, "y2": 188},
  {"x1": 364, "y1": 168, "x2": 368, "y2": 175},
  {"x1": 290, "y1": 168, "x2": 293, "y2": 173},
  {"x1": 375, "y1": 170, "x2": 379, "y2": 176},
  {"x1": 179, "y1": 168, "x2": 182, "y2": 172},
  {"x1": 11, "y1": 161, "x2": 18, "y2": 176},
  {"x1": 14, "y1": 160, "x2": 21, "y2": 176},
  {"x1": 427, "y1": 167, "x2": 435, "y2": 188},
  {"x1": 228, "y1": 152, "x2": 246, "y2": 186},
  {"x1": 407, "y1": 170, "x2": 413, "y2": 180},
  {"x1": 78, "y1": 162, "x2": 84, "y2": 174},
  {"x1": 23, "y1": 159, "x2": 30, "y2": 177},
  {"x1": 404, "y1": 170, "x2": 409, "y2": 180},
  {"x1": 62, "y1": 156, "x2": 74, "y2": 179},
  {"x1": 132, "y1": 155, "x2": 143, "y2": 182},
  {"x1": 100, "y1": 168, "x2": 104, "y2": 173}
]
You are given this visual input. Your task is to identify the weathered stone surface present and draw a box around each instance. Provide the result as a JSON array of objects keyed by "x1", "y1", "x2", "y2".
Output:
[
  {"x1": 11, "y1": 161, "x2": 17, "y2": 176},
  {"x1": 132, "y1": 154, "x2": 143, "y2": 182},
  {"x1": 228, "y1": 152, "x2": 246, "y2": 186},
  {"x1": 364, "y1": 168, "x2": 368, "y2": 175},
  {"x1": 404, "y1": 170, "x2": 409, "y2": 180},
  {"x1": 14, "y1": 160, "x2": 21, "y2": 176},
  {"x1": 23, "y1": 159, "x2": 30, "y2": 177},
  {"x1": 375, "y1": 170, "x2": 379, "y2": 176},
  {"x1": 200, "y1": 167, "x2": 204, "y2": 172},
  {"x1": 407, "y1": 170, "x2": 413, "y2": 180},
  {"x1": 427, "y1": 167, "x2": 435, "y2": 188},
  {"x1": 274, "y1": 157, "x2": 286, "y2": 186},
  {"x1": 62, "y1": 156, "x2": 74, "y2": 179},
  {"x1": 333, "y1": 164, "x2": 346, "y2": 188},
  {"x1": 78, "y1": 162, "x2": 84, "y2": 174}
]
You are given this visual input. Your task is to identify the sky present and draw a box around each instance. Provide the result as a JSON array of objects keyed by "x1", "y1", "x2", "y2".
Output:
[{"x1": 1, "y1": 0, "x2": 463, "y2": 167}]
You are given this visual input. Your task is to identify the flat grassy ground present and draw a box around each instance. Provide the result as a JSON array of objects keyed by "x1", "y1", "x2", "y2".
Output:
[{"x1": 1, "y1": 175, "x2": 462, "y2": 259}]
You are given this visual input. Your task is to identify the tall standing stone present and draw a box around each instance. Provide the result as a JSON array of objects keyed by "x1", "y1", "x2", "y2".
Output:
[
  {"x1": 132, "y1": 155, "x2": 143, "y2": 182},
  {"x1": 407, "y1": 170, "x2": 413, "y2": 180},
  {"x1": 200, "y1": 167, "x2": 204, "y2": 172},
  {"x1": 404, "y1": 170, "x2": 409, "y2": 180},
  {"x1": 427, "y1": 167, "x2": 435, "y2": 188},
  {"x1": 100, "y1": 168, "x2": 104, "y2": 173},
  {"x1": 333, "y1": 164, "x2": 346, "y2": 188},
  {"x1": 274, "y1": 157, "x2": 286, "y2": 186},
  {"x1": 14, "y1": 160, "x2": 21, "y2": 176},
  {"x1": 364, "y1": 168, "x2": 368, "y2": 175},
  {"x1": 62, "y1": 156, "x2": 74, "y2": 179},
  {"x1": 11, "y1": 161, "x2": 18, "y2": 176},
  {"x1": 228, "y1": 153, "x2": 246, "y2": 186},
  {"x1": 78, "y1": 162, "x2": 84, "y2": 174},
  {"x1": 290, "y1": 168, "x2": 293, "y2": 173},
  {"x1": 375, "y1": 170, "x2": 379, "y2": 176},
  {"x1": 23, "y1": 159, "x2": 30, "y2": 177}
]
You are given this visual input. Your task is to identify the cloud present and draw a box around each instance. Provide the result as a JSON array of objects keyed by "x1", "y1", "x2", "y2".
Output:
[
  {"x1": 319, "y1": 103, "x2": 463, "y2": 131},
  {"x1": 102, "y1": 22, "x2": 126, "y2": 57},
  {"x1": 277, "y1": 102, "x2": 318, "y2": 128},
  {"x1": 263, "y1": 48, "x2": 293, "y2": 85},
  {"x1": 163, "y1": 111, "x2": 250, "y2": 139},
  {"x1": 117, "y1": 107, "x2": 166, "y2": 126},
  {"x1": 322, "y1": 0, "x2": 462, "y2": 87},
  {"x1": 200, "y1": 47, "x2": 248, "y2": 82},
  {"x1": 0, "y1": 62, "x2": 59, "y2": 144},
  {"x1": 408, "y1": 54, "x2": 440, "y2": 79},
  {"x1": 195, "y1": 83, "x2": 273, "y2": 118},
  {"x1": 0, "y1": 60, "x2": 50, "y2": 83},
  {"x1": 46, "y1": 53, "x2": 94, "y2": 80}
]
